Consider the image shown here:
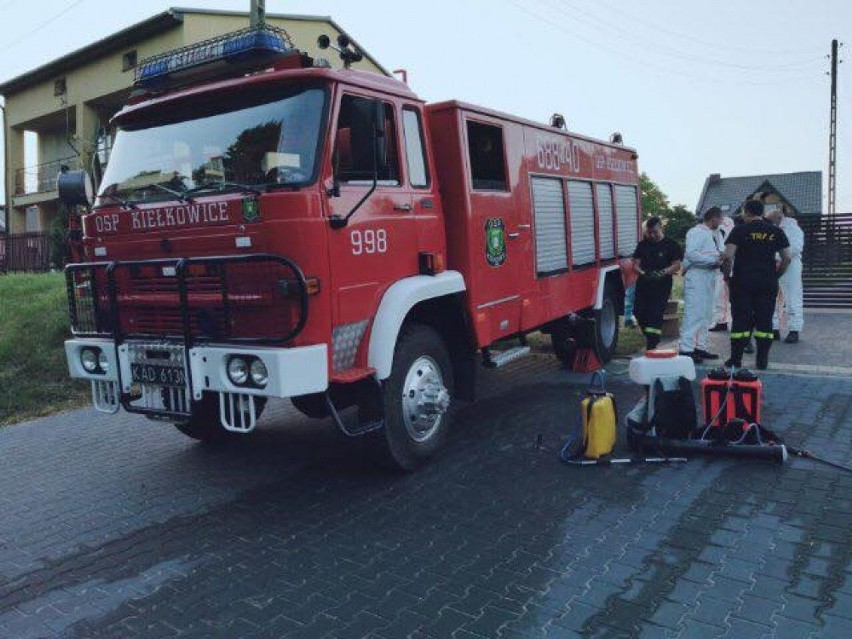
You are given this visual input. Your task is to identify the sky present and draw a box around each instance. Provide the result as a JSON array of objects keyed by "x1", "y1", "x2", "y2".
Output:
[{"x1": 1, "y1": 0, "x2": 850, "y2": 212}]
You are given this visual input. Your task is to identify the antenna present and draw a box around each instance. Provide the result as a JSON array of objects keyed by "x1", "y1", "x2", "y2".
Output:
[{"x1": 317, "y1": 33, "x2": 364, "y2": 69}]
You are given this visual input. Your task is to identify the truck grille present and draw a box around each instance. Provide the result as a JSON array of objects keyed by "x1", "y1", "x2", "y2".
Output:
[{"x1": 66, "y1": 254, "x2": 309, "y2": 344}]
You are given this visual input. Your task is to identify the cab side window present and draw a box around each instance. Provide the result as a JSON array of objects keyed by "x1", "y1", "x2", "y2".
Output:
[
  {"x1": 467, "y1": 121, "x2": 507, "y2": 191},
  {"x1": 402, "y1": 108, "x2": 429, "y2": 188},
  {"x1": 335, "y1": 95, "x2": 400, "y2": 184}
]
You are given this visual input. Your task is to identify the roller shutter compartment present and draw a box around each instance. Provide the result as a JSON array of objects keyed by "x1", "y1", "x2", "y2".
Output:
[{"x1": 531, "y1": 177, "x2": 569, "y2": 275}]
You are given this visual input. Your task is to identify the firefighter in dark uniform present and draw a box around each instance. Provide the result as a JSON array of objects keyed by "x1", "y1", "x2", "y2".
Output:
[
  {"x1": 723, "y1": 199, "x2": 792, "y2": 370},
  {"x1": 632, "y1": 217, "x2": 683, "y2": 349}
]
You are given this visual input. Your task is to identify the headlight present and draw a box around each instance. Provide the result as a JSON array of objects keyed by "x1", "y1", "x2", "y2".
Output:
[
  {"x1": 97, "y1": 351, "x2": 110, "y2": 374},
  {"x1": 80, "y1": 347, "x2": 100, "y2": 373},
  {"x1": 250, "y1": 359, "x2": 268, "y2": 387},
  {"x1": 227, "y1": 356, "x2": 249, "y2": 385}
]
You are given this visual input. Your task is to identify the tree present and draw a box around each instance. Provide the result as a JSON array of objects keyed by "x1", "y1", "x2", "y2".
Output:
[
  {"x1": 639, "y1": 172, "x2": 669, "y2": 218},
  {"x1": 661, "y1": 204, "x2": 697, "y2": 248},
  {"x1": 639, "y1": 172, "x2": 696, "y2": 247}
]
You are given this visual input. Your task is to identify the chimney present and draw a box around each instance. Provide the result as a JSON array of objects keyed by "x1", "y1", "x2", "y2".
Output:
[{"x1": 708, "y1": 173, "x2": 722, "y2": 184}]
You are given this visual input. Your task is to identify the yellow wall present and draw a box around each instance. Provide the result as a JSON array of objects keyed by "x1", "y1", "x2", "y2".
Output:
[{"x1": 181, "y1": 14, "x2": 385, "y2": 76}]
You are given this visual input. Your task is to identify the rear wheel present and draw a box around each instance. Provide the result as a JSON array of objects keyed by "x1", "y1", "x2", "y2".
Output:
[
  {"x1": 174, "y1": 392, "x2": 266, "y2": 442},
  {"x1": 371, "y1": 324, "x2": 454, "y2": 471}
]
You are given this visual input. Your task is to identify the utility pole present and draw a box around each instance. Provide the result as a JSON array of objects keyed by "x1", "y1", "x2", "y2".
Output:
[
  {"x1": 828, "y1": 39, "x2": 838, "y2": 221},
  {"x1": 250, "y1": 0, "x2": 265, "y2": 28}
]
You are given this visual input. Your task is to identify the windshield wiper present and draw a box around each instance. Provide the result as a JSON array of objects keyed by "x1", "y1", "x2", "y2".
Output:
[
  {"x1": 184, "y1": 180, "x2": 265, "y2": 197},
  {"x1": 96, "y1": 193, "x2": 139, "y2": 210},
  {"x1": 147, "y1": 182, "x2": 195, "y2": 203}
]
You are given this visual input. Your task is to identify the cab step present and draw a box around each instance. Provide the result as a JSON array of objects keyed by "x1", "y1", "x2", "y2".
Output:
[{"x1": 483, "y1": 345, "x2": 531, "y2": 369}]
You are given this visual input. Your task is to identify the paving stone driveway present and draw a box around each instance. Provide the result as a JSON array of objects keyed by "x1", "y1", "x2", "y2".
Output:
[{"x1": 1, "y1": 355, "x2": 851, "y2": 638}]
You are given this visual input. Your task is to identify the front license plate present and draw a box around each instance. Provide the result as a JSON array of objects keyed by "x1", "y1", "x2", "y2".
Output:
[{"x1": 131, "y1": 363, "x2": 186, "y2": 387}]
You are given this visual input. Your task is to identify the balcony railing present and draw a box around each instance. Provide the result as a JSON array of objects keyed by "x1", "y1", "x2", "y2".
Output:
[{"x1": 14, "y1": 156, "x2": 82, "y2": 196}]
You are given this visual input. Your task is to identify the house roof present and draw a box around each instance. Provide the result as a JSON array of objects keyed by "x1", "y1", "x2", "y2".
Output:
[
  {"x1": 696, "y1": 171, "x2": 822, "y2": 217},
  {"x1": 0, "y1": 7, "x2": 389, "y2": 95}
]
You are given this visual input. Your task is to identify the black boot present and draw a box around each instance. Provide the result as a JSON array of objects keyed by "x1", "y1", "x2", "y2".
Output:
[
  {"x1": 708, "y1": 322, "x2": 728, "y2": 333},
  {"x1": 756, "y1": 339, "x2": 772, "y2": 370},
  {"x1": 785, "y1": 331, "x2": 799, "y2": 344},
  {"x1": 726, "y1": 339, "x2": 746, "y2": 369},
  {"x1": 773, "y1": 330, "x2": 781, "y2": 341}
]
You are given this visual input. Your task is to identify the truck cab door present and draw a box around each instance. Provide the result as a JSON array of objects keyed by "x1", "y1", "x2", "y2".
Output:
[{"x1": 324, "y1": 94, "x2": 417, "y2": 358}]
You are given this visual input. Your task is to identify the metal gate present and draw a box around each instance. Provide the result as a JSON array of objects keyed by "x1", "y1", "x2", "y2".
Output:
[{"x1": 801, "y1": 213, "x2": 852, "y2": 309}]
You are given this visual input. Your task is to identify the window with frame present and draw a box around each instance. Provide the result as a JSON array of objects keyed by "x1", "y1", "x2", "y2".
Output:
[
  {"x1": 466, "y1": 121, "x2": 507, "y2": 191},
  {"x1": 334, "y1": 95, "x2": 400, "y2": 184},
  {"x1": 122, "y1": 50, "x2": 138, "y2": 71},
  {"x1": 402, "y1": 108, "x2": 429, "y2": 188}
]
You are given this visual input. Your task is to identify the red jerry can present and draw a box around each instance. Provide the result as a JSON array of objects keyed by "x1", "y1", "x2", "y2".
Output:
[{"x1": 700, "y1": 372, "x2": 762, "y2": 428}]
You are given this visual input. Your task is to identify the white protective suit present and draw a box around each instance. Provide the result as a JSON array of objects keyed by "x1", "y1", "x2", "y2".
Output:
[
  {"x1": 712, "y1": 215, "x2": 735, "y2": 326},
  {"x1": 680, "y1": 224, "x2": 722, "y2": 353},
  {"x1": 773, "y1": 216, "x2": 805, "y2": 332}
]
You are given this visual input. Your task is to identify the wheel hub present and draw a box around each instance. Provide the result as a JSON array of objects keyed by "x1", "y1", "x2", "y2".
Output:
[{"x1": 402, "y1": 356, "x2": 449, "y2": 442}]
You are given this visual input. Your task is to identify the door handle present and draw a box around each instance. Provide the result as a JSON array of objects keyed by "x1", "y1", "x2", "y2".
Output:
[
  {"x1": 508, "y1": 232, "x2": 521, "y2": 239},
  {"x1": 394, "y1": 203, "x2": 413, "y2": 212},
  {"x1": 517, "y1": 224, "x2": 531, "y2": 229}
]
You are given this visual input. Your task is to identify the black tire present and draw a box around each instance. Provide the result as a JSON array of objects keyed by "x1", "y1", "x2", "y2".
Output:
[
  {"x1": 550, "y1": 321, "x2": 572, "y2": 363},
  {"x1": 595, "y1": 284, "x2": 620, "y2": 363},
  {"x1": 371, "y1": 323, "x2": 454, "y2": 472},
  {"x1": 174, "y1": 392, "x2": 266, "y2": 442}
]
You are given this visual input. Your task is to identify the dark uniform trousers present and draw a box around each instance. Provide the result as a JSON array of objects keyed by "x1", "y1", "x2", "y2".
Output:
[
  {"x1": 729, "y1": 278, "x2": 778, "y2": 366},
  {"x1": 634, "y1": 275, "x2": 672, "y2": 349}
]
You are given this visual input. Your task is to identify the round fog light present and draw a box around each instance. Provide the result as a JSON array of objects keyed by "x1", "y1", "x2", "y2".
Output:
[
  {"x1": 227, "y1": 356, "x2": 249, "y2": 385},
  {"x1": 250, "y1": 359, "x2": 268, "y2": 387},
  {"x1": 80, "y1": 348, "x2": 99, "y2": 373},
  {"x1": 98, "y1": 351, "x2": 110, "y2": 374}
]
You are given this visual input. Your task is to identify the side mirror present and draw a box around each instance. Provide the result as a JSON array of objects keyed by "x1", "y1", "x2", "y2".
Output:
[
  {"x1": 57, "y1": 170, "x2": 94, "y2": 207},
  {"x1": 373, "y1": 100, "x2": 387, "y2": 173}
]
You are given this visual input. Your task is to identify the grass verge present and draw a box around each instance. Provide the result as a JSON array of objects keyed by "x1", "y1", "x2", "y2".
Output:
[{"x1": 0, "y1": 272, "x2": 88, "y2": 426}]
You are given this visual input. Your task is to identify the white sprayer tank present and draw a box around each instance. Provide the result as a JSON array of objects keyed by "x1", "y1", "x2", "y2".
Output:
[{"x1": 629, "y1": 350, "x2": 696, "y2": 385}]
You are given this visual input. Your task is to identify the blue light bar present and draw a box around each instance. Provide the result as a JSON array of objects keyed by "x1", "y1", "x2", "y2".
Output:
[{"x1": 135, "y1": 26, "x2": 295, "y2": 89}]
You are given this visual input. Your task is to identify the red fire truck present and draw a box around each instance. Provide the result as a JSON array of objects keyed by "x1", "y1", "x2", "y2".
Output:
[{"x1": 60, "y1": 27, "x2": 641, "y2": 470}]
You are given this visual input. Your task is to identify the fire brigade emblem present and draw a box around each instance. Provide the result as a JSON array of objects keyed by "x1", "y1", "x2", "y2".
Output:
[
  {"x1": 485, "y1": 218, "x2": 506, "y2": 267},
  {"x1": 242, "y1": 197, "x2": 260, "y2": 222}
]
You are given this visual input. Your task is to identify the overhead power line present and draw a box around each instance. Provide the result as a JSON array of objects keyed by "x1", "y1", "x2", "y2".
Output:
[
  {"x1": 502, "y1": 0, "x2": 824, "y2": 87},
  {"x1": 543, "y1": 0, "x2": 823, "y2": 74},
  {"x1": 593, "y1": 0, "x2": 823, "y2": 58},
  {"x1": 0, "y1": 0, "x2": 86, "y2": 54}
]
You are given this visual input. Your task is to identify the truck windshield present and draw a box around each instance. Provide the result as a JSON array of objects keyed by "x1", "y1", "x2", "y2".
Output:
[{"x1": 97, "y1": 84, "x2": 326, "y2": 205}]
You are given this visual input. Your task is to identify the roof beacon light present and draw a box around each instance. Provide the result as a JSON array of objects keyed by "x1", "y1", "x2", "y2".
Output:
[{"x1": 134, "y1": 26, "x2": 300, "y2": 89}]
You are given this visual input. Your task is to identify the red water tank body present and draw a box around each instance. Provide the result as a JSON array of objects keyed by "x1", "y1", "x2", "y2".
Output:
[{"x1": 700, "y1": 375, "x2": 762, "y2": 428}]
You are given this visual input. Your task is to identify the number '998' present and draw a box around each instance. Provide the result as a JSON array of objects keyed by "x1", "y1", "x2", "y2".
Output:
[{"x1": 350, "y1": 229, "x2": 388, "y2": 255}]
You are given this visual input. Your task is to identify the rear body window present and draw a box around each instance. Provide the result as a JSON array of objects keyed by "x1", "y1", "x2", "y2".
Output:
[{"x1": 467, "y1": 121, "x2": 507, "y2": 191}]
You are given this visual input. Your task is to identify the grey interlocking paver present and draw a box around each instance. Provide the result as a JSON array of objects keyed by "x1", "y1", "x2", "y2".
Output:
[{"x1": 0, "y1": 356, "x2": 850, "y2": 637}]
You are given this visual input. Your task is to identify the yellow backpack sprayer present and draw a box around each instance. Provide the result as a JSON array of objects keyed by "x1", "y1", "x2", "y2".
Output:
[{"x1": 560, "y1": 370, "x2": 686, "y2": 466}]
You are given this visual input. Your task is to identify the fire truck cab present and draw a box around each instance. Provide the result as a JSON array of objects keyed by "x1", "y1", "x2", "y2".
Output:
[{"x1": 61, "y1": 27, "x2": 640, "y2": 470}]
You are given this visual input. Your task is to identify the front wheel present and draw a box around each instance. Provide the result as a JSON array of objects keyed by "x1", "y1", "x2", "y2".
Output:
[
  {"x1": 595, "y1": 284, "x2": 620, "y2": 363},
  {"x1": 371, "y1": 324, "x2": 454, "y2": 471},
  {"x1": 174, "y1": 392, "x2": 266, "y2": 442}
]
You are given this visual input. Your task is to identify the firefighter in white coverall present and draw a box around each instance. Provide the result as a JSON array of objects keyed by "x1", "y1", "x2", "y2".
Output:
[
  {"x1": 770, "y1": 204, "x2": 805, "y2": 343},
  {"x1": 710, "y1": 213, "x2": 735, "y2": 331},
  {"x1": 679, "y1": 207, "x2": 724, "y2": 362}
]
